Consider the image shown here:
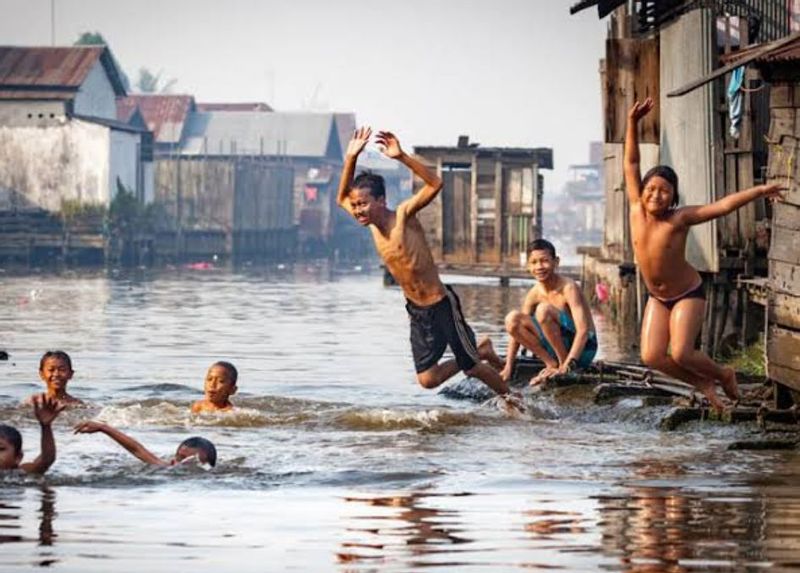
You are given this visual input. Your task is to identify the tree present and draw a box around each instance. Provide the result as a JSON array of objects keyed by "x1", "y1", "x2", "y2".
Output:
[
  {"x1": 135, "y1": 67, "x2": 178, "y2": 94},
  {"x1": 74, "y1": 31, "x2": 107, "y2": 45}
]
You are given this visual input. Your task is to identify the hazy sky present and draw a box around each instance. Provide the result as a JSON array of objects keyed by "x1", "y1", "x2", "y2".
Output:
[{"x1": 1, "y1": 0, "x2": 606, "y2": 190}]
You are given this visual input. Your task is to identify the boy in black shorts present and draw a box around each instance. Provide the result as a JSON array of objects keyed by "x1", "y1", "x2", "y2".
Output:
[{"x1": 337, "y1": 127, "x2": 513, "y2": 401}]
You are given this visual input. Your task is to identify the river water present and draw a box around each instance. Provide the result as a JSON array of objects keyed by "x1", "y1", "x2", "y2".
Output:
[{"x1": 1, "y1": 264, "x2": 799, "y2": 572}]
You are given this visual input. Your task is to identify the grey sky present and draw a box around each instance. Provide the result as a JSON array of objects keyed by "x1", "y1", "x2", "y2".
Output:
[{"x1": 1, "y1": 0, "x2": 605, "y2": 190}]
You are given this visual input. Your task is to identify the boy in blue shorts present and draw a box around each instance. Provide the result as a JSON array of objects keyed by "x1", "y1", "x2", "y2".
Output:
[{"x1": 501, "y1": 239, "x2": 598, "y2": 385}]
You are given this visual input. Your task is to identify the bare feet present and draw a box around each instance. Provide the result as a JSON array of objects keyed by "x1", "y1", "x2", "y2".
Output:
[
  {"x1": 695, "y1": 378, "x2": 725, "y2": 415},
  {"x1": 478, "y1": 337, "x2": 505, "y2": 370},
  {"x1": 529, "y1": 366, "x2": 558, "y2": 386},
  {"x1": 501, "y1": 391, "x2": 526, "y2": 415},
  {"x1": 719, "y1": 366, "x2": 740, "y2": 402}
]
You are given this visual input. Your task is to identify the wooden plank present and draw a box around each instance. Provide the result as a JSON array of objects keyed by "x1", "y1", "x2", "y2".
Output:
[
  {"x1": 605, "y1": 38, "x2": 660, "y2": 144},
  {"x1": 660, "y1": 10, "x2": 718, "y2": 272},
  {"x1": 470, "y1": 155, "x2": 478, "y2": 264},
  {"x1": 770, "y1": 292, "x2": 800, "y2": 330},
  {"x1": 770, "y1": 83, "x2": 795, "y2": 108},
  {"x1": 769, "y1": 224, "x2": 800, "y2": 265},
  {"x1": 768, "y1": 364, "x2": 800, "y2": 393},
  {"x1": 768, "y1": 325, "x2": 800, "y2": 372},
  {"x1": 667, "y1": 32, "x2": 800, "y2": 97},
  {"x1": 770, "y1": 260, "x2": 800, "y2": 294},
  {"x1": 773, "y1": 202, "x2": 800, "y2": 230},
  {"x1": 494, "y1": 159, "x2": 502, "y2": 262}
]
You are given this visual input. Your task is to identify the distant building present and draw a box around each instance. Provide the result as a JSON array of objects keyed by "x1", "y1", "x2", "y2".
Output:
[
  {"x1": 116, "y1": 94, "x2": 195, "y2": 157},
  {"x1": 414, "y1": 136, "x2": 553, "y2": 269},
  {"x1": 196, "y1": 102, "x2": 273, "y2": 112},
  {"x1": 149, "y1": 110, "x2": 348, "y2": 259},
  {"x1": 561, "y1": 142, "x2": 604, "y2": 244},
  {"x1": 0, "y1": 46, "x2": 151, "y2": 211}
]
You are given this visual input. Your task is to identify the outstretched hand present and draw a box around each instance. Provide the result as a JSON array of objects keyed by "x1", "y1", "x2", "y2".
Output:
[
  {"x1": 346, "y1": 126, "x2": 372, "y2": 158},
  {"x1": 73, "y1": 420, "x2": 105, "y2": 434},
  {"x1": 758, "y1": 182, "x2": 788, "y2": 202},
  {"x1": 32, "y1": 394, "x2": 66, "y2": 426},
  {"x1": 376, "y1": 131, "x2": 403, "y2": 159},
  {"x1": 628, "y1": 98, "x2": 655, "y2": 123}
]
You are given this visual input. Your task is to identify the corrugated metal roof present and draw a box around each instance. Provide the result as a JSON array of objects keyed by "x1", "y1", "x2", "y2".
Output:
[
  {"x1": 180, "y1": 111, "x2": 341, "y2": 159},
  {"x1": 333, "y1": 112, "x2": 356, "y2": 160},
  {"x1": 0, "y1": 46, "x2": 126, "y2": 97},
  {"x1": 721, "y1": 32, "x2": 800, "y2": 64},
  {"x1": 196, "y1": 102, "x2": 273, "y2": 112},
  {"x1": 116, "y1": 94, "x2": 195, "y2": 144}
]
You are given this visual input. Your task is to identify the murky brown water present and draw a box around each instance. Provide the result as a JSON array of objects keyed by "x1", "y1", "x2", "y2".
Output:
[{"x1": 1, "y1": 264, "x2": 799, "y2": 571}]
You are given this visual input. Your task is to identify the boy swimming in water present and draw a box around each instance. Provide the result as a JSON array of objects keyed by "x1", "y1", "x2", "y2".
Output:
[
  {"x1": 502, "y1": 239, "x2": 597, "y2": 385},
  {"x1": 337, "y1": 127, "x2": 512, "y2": 402},
  {"x1": 626, "y1": 98, "x2": 784, "y2": 412},
  {"x1": 0, "y1": 394, "x2": 66, "y2": 475},
  {"x1": 32, "y1": 351, "x2": 83, "y2": 406},
  {"x1": 191, "y1": 361, "x2": 238, "y2": 414},
  {"x1": 73, "y1": 421, "x2": 217, "y2": 467}
]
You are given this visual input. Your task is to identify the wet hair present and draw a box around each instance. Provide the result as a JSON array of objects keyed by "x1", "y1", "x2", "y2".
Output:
[
  {"x1": 0, "y1": 424, "x2": 22, "y2": 457},
  {"x1": 641, "y1": 165, "x2": 680, "y2": 206},
  {"x1": 179, "y1": 436, "x2": 217, "y2": 467},
  {"x1": 212, "y1": 361, "x2": 238, "y2": 385},
  {"x1": 528, "y1": 238, "x2": 557, "y2": 259},
  {"x1": 39, "y1": 350, "x2": 72, "y2": 372},
  {"x1": 352, "y1": 170, "x2": 386, "y2": 200}
]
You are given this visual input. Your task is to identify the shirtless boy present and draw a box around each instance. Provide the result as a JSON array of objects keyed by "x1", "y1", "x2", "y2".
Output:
[
  {"x1": 502, "y1": 239, "x2": 597, "y2": 385},
  {"x1": 626, "y1": 98, "x2": 784, "y2": 411},
  {"x1": 74, "y1": 421, "x2": 217, "y2": 467},
  {"x1": 191, "y1": 361, "x2": 238, "y2": 414},
  {"x1": 33, "y1": 351, "x2": 83, "y2": 407},
  {"x1": 337, "y1": 127, "x2": 511, "y2": 399}
]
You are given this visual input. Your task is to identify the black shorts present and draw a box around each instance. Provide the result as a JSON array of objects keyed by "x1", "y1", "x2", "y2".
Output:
[{"x1": 406, "y1": 285, "x2": 481, "y2": 374}]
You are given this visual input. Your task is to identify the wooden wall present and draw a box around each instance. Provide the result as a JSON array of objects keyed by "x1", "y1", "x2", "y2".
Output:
[
  {"x1": 659, "y1": 8, "x2": 719, "y2": 272},
  {"x1": 766, "y1": 81, "x2": 800, "y2": 391}
]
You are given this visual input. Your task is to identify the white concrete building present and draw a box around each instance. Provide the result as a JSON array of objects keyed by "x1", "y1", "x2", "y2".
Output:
[{"x1": 0, "y1": 46, "x2": 153, "y2": 212}]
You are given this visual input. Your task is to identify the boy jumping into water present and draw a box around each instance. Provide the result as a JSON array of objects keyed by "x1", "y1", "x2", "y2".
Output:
[
  {"x1": 626, "y1": 98, "x2": 784, "y2": 412},
  {"x1": 0, "y1": 395, "x2": 66, "y2": 475},
  {"x1": 337, "y1": 127, "x2": 512, "y2": 401},
  {"x1": 74, "y1": 421, "x2": 217, "y2": 467},
  {"x1": 502, "y1": 239, "x2": 597, "y2": 385}
]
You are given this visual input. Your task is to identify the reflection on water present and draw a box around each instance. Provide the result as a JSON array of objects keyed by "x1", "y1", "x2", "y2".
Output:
[{"x1": 0, "y1": 266, "x2": 799, "y2": 571}]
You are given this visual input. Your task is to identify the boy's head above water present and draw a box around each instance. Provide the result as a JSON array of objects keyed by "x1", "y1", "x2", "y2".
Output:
[
  {"x1": 348, "y1": 171, "x2": 387, "y2": 226},
  {"x1": 527, "y1": 239, "x2": 559, "y2": 282},
  {"x1": 175, "y1": 436, "x2": 217, "y2": 467},
  {"x1": 0, "y1": 424, "x2": 23, "y2": 470},
  {"x1": 641, "y1": 165, "x2": 679, "y2": 213},
  {"x1": 204, "y1": 361, "x2": 238, "y2": 406},
  {"x1": 39, "y1": 350, "x2": 74, "y2": 394}
]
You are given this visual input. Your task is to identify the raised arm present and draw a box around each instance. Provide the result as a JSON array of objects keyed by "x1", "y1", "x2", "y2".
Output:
[
  {"x1": 376, "y1": 131, "x2": 443, "y2": 217},
  {"x1": 677, "y1": 183, "x2": 785, "y2": 226},
  {"x1": 74, "y1": 421, "x2": 167, "y2": 466},
  {"x1": 19, "y1": 394, "x2": 65, "y2": 475},
  {"x1": 561, "y1": 282, "x2": 593, "y2": 371},
  {"x1": 337, "y1": 126, "x2": 372, "y2": 216},
  {"x1": 624, "y1": 98, "x2": 655, "y2": 206}
]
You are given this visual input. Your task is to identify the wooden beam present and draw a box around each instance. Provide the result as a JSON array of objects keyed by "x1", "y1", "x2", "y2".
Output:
[{"x1": 667, "y1": 32, "x2": 800, "y2": 98}]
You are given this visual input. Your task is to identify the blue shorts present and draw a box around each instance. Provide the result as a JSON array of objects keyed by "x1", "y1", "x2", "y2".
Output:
[{"x1": 531, "y1": 309, "x2": 597, "y2": 368}]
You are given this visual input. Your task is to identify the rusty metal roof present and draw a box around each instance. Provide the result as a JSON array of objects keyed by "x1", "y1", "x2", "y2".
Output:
[
  {"x1": 116, "y1": 94, "x2": 195, "y2": 144},
  {"x1": 0, "y1": 46, "x2": 126, "y2": 98},
  {"x1": 721, "y1": 32, "x2": 800, "y2": 64},
  {"x1": 196, "y1": 102, "x2": 272, "y2": 112}
]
